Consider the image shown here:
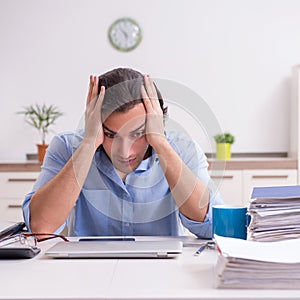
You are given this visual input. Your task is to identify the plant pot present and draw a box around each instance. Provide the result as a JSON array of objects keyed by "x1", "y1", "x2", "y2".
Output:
[
  {"x1": 216, "y1": 143, "x2": 231, "y2": 160},
  {"x1": 37, "y1": 144, "x2": 48, "y2": 163}
]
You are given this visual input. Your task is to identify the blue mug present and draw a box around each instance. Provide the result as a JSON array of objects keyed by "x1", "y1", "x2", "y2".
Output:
[{"x1": 212, "y1": 205, "x2": 248, "y2": 240}]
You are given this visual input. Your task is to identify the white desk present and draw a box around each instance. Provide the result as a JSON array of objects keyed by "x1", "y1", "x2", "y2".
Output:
[{"x1": 1, "y1": 236, "x2": 300, "y2": 300}]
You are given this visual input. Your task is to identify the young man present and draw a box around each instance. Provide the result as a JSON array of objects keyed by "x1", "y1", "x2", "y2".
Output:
[{"x1": 22, "y1": 68, "x2": 223, "y2": 238}]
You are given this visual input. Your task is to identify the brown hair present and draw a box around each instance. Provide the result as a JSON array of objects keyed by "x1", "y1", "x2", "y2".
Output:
[{"x1": 98, "y1": 68, "x2": 168, "y2": 117}]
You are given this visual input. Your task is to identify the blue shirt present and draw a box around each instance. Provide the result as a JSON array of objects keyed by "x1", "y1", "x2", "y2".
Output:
[{"x1": 22, "y1": 130, "x2": 223, "y2": 238}]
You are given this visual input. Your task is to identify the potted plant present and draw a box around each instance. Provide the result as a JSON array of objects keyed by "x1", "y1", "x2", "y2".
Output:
[
  {"x1": 214, "y1": 132, "x2": 235, "y2": 160},
  {"x1": 17, "y1": 104, "x2": 63, "y2": 162}
]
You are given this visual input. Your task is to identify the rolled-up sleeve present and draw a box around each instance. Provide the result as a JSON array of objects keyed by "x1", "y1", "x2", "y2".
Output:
[
  {"x1": 22, "y1": 132, "x2": 75, "y2": 233},
  {"x1": 170, "y1": 132, "x2": 224, "y2": 238},
  {"x1": 179, "y1": 189, "x2": 224, "y2": 238}
]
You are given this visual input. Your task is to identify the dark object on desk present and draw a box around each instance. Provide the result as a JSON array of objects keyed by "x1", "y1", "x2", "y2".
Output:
[
  {"x1": 0, "y1": 247, "x2": 41, "y2": 259},
  {"x1": 0, "y1": 222, "x2": 26, "y2": 240},
  {"x1": 194, "y1": 241, "x2": 216, "y2": 256},
  {"x1": 194, "y1": 244, "x2": 206, "y2": 256}
]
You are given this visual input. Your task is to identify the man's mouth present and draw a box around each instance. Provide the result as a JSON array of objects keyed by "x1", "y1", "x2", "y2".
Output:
[{"x1": 117, "y1": 158, "x2": 136, "y2": 166}]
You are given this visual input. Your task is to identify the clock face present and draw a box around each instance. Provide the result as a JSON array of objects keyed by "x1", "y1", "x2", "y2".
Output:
[{"x1": 108, "y1": 18, "x2": 142, "y2": 52}]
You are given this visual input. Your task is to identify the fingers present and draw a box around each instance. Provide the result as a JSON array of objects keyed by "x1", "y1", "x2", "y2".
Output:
[
  {"x1": 144, "y1": 75, "x2": 157, "y2": 100},
  {"x1": 95, "y1": 85, "x2": 105, "y2": 113},
  {"x1": 86, "y1": 75, "x2": 99, "y2": 107},
  {"x1": 142, "y1": 75, "x2": 161, "y2": 113},
  {"x1": 86, "y1": 75, "x2": 95, "y2": 106},
  {"x1": 91, "y1": 76, "x2": 99, "y2": 103},
  {"x1": 141, "y1": 84, "x2": 151, "y2": 112}
]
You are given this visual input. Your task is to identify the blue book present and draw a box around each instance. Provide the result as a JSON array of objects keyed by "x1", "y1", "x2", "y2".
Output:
[{"x1": 251, "y1": 185, "x2": 300, "y2": 199}]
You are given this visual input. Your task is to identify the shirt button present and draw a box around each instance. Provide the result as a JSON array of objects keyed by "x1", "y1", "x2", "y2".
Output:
[{"x1": 125, "y1": 223, "x2": 130, "y2": 227}]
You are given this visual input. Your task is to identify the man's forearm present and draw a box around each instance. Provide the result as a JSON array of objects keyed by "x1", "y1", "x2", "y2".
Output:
[
  {"x1": 154, "y1": 139, "x2": 210, "y2": 222},
  {"x1": 29, "y1": 141, "x2": 95, "y2": 233}
]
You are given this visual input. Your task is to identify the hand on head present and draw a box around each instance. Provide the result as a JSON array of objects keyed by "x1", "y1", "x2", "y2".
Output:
[
  {"x1": 84, "y1": 75, "x2": 105, "y2": 150},
  {"x1": 84, "y1": 72, "x2": 166, "y2": 153},
  {"x1": 141, "y1": 75, "x2": 166, "y2": 149}
]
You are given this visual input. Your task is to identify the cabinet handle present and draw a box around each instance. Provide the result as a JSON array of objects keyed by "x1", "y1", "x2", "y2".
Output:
[
  {"x1": 8, "y1": 205, "x2": 22, "y2": 208},
  {"x1": 251, "y1": 175, "x2": 289, "y2": 179},
  {"x1": 7, "y1": 178, "x2": 36, "y2": 182},
  {"x1": 211, "y1": 175, "x2": 234, "y2": 179}
]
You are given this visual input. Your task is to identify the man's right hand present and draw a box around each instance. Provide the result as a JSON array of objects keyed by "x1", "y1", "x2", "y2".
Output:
[{"x1": 84, "y1": 75, "x2": 106, "y2": 150}]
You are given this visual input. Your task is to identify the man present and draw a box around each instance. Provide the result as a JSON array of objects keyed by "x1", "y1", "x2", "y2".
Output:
[{"x1": 22, "y1": 68, "x2": 223, "y2": 238}]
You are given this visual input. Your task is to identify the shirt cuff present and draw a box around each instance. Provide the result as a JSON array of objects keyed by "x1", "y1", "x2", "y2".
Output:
[
  {"x1": 22, "y1": 192, "x2": 66, "y2": 235},
  {"x1": 179, "y1": 210, "x2": 212, "y2": 239}
]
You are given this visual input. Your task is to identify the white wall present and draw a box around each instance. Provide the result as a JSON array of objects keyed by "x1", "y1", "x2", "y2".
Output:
[{"x1": 1, "y1": 0, "x2": 300, "y2": 161}]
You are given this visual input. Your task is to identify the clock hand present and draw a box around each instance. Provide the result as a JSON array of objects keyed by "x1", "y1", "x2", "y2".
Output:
[{"x1": 120, "y1": 28, "x2": 128, "y2": 39}]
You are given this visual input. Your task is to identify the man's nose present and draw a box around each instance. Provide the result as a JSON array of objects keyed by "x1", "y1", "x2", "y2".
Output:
[{"x1": 114, "y1": 137, "x2": 133, "y2": 157}]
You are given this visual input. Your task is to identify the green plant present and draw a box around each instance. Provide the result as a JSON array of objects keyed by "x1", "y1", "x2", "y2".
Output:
[
  {"x1": 17, "y1": 103, "x2": 63, "y2": 144},
  {"x1": 214, "y1": 132, "x2": 235, "y2": 144}
]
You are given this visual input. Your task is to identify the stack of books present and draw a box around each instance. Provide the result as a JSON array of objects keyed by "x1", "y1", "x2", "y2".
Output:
[
  {"x1": 215, "y1": 234, "x2": 300, "y2": 289},
  {"x1": 248, "y1": 185, "x2": 300, "y2": 242}
]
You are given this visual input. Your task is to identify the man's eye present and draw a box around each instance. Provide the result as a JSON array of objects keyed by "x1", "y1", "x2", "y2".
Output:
[
  {"x1": 104, "y1": 132, "x2": 115, "y2": 139},
  {"x1": 130, "y1": 131, "x2": 145, "y2": 139}
]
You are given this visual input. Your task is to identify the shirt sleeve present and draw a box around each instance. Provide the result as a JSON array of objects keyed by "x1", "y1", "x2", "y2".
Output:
[
  {"x1": 179, "y1": 189, "x2": 224, "y2": 238},
  {"x1": 169, "y1": 132, "x2": 225, "y2": 238},
  {"x1": 22, "y1": 133, "x2": 74, "y2": 234}
]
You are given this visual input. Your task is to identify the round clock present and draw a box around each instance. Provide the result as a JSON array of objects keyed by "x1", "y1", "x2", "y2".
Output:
[{"x1": 108, "y1": 18, "x2": 142, "y2": 52}]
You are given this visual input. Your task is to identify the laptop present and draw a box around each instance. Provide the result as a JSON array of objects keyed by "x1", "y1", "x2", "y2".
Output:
[{"x1": 45, "y1": 239, "x2": 183, "y2": 258}]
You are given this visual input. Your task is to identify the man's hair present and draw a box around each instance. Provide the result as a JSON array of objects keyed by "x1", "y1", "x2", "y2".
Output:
[{"x1": 98, "y1": 68, "x2": 168, "y2": 117}]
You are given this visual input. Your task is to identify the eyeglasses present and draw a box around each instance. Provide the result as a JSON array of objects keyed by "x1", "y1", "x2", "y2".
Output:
[{"x1": 0, "y1": 233, "x2": 69, "y2": 248}]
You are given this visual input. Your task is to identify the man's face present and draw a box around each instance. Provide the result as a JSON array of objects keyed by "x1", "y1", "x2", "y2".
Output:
[{"x1": 102, "y1": 103, "x2": 149, "y2": 176}]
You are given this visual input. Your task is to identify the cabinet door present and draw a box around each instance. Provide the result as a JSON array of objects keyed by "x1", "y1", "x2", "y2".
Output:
[
  {"x1": 0, "y1": 172, "x2": 39, "y2": 222},
  {"x1": 0, "y1": 199, "x2": 24, "y2": 222},
  {"x1": 210, "y1": 170, "x2": 243, "y2": 206},
  {"x1": 0, "y1": 172, "x2": 39, "y2": 198},
  {"x1": 243, "y1": 169, "x2": 298, "y2": 205}
]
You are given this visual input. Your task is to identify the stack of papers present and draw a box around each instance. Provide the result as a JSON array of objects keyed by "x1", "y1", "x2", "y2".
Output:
[
  {"x1": 214, "y1": 234, "x2": 300, "y2": 289},
  {"x1": 248, "y1": 185, "x2": 300, "y2": 241}
]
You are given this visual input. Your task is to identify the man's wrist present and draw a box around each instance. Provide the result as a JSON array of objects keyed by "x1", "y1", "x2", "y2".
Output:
[
  {"x1": 81, "y1": 138, "x2": 99, "y2": 152},
  {"x1": 151, "y1": 136, "x2": 170, "y2": 154}
]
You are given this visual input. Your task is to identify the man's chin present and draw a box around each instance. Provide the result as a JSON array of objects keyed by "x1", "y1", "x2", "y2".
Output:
[{"x1": 114, "y1": 162, "x2": 138, "y2": 175}]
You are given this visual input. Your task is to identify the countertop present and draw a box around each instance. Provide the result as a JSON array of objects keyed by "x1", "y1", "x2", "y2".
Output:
[
  {"x1": 0, "y1": 162, "x2": 41, "y2": 172},
  {"x1": 0, "y1": 157, "x2": 297, "y2": 172},
  {"x1": 208, "y1": 157, "x2": 298, "y2": 170}
]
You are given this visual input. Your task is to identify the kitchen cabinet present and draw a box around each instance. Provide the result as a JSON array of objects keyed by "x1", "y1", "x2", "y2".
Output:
[
  {"x1": 290, "y1": 64, "x2": 300, "y2": 184},
  {"x1": 0, "y1": 172, "x2": 39, "y2": 222},
  {"x1": 0, "y1": 160, "x2": 298, "y2": 222},
  {"x1": 210, "y1": 169, "x2": 297, "y2": 207},
  {"x1": 210, "y1": 170, "x2": 243, "y2": 206},
  {"x1": 243, "y1": 169, "x2": 297, "y2": 204}
]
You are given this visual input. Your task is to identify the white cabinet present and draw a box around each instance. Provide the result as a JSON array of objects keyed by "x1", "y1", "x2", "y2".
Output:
[
  {"x1": 0, "y1": 172, "x2": 39, "y2": 222},
  {"x1": 290, "y1": 65, "x2": 300, "y2": 184},
  {"x1": 243, "y1": 169, "x2": 297, "y2": 205},
  {"x1": 210, "y1": 170, "x2": 243, "y2": 206},
  {"x1": 210, "y1": 169, "x2": 297, "y2": 207},
  {"x1": 0, "y1": 167, "x2": 298, "y2": 222}
]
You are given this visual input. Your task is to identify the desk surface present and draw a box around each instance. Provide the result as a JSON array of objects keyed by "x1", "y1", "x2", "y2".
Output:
[{"x1": 1, "y1": 236, "x2": 300, "y2": 300}]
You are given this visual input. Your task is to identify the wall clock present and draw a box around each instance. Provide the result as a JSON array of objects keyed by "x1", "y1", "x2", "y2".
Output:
[{"x1": 108, "y1": 18, "x2": 142, "y2": 52}]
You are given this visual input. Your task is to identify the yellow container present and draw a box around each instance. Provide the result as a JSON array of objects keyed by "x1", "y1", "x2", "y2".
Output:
[{"x1": 216, "y1": 143, "x2": 231, "y2": 160}]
